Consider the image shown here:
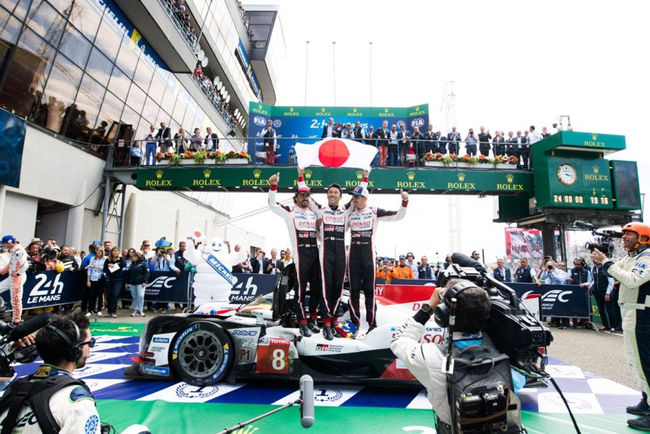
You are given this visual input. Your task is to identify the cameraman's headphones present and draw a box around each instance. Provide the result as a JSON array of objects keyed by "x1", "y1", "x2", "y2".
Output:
[
  {"x1": 433, "y1": 280, "x2": 479, "y2": 328},
  {"x1": 46, "y1": 321, "x2": 82, "y2": 363}
]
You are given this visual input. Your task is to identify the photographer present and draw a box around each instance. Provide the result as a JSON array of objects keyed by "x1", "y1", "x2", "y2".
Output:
[
  {"x1": 591, "y1": 222, "x2": 650, "y2": 431},
  {"x1": 0, "y1": 312, "x2": 100, "y2": 433},
  {"x1": 391, "y1": 279, "x2": 495, "y2": 433},
  {"x1": 376, "y1": 258, "x2": 393, "y2": 283},
  {"x1": 540, "y1": 257, "x2": 570, "y2": 328}
]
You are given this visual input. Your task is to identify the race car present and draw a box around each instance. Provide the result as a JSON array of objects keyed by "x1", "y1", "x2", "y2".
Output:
[{"x1": 124, "y1": 285, "x2": 444, "y2": 387}]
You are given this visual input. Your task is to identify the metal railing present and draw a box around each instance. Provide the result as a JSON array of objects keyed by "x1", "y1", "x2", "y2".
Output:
[{"x1": 115, "y1": 136, "x2": 534, "y2": 170}]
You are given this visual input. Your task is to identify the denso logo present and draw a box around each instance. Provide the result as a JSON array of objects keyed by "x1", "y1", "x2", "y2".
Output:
[
  {"x1": 253, "y1": 116, "x2": 266, "y2": 126},
  {"x1": 349, "y1": 220, "x2": 371, "y2": 229},
  {"x1": 232, "y1": 329, "x2": 258, "y2": 336},
  {"x1": 152, "y1": 337, "x2": 170, "y2": 343},
  {"x1": 323, "y1": 214, "x2": 345, "y2": 224},
  {"x1": 296, "y1": 220, "x2": 314, "y2": 228}
]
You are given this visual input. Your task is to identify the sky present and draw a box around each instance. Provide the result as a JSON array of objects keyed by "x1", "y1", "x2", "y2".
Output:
[{"x1": 204, "y1": 0, "x2": 649, "y2": 263}]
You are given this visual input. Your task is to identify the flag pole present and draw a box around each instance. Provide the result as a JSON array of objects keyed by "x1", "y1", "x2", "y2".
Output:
[
  {"x1": 304, "y1": 40, "x2": 310, "y2": 105},
  {"x1": 332, "y1": 41, "x2": 337, "y2": 106},
  {"x1": 369, "y1": 41, "x2": 373, "y2": 106}
]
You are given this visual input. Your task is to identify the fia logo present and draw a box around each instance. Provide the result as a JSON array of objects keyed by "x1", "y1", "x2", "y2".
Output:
[
  {"x1": 410, "y1": 117, "x2": 425, "y2": 128},
  {"x1": 253, "y1": 116, "x2": 266, "y2": 127},
  {"x1": 314, "y1": 388, "x2": 343, "y2": 402}
]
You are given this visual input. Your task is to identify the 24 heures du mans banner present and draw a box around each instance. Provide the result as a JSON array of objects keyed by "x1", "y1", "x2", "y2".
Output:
[
  {"x1": 247, "y1": 103, "x2": 431, "y2": 165},
  {"x1": 136, "y1": 166, "x2": 532, "y2": 195}
]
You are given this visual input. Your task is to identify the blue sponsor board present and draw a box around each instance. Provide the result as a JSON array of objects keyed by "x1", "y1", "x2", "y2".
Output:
[
  {"x1": 510, "y1": 282, "x2": 590, "y2": 318},
  {"x1": 247, "y1": 103, "x2": 429, "y2": 165},
  {"x1": 0, "y1": 271, "x2": 84, "y2": 310}
]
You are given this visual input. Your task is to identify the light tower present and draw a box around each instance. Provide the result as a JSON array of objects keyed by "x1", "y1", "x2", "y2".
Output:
[{"x1": 441, "y1": 81, "x2": 461, "y2": 254}]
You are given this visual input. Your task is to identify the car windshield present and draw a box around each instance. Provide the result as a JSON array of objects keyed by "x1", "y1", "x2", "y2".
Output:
[{"x1": 235, "y1": 294, "x2": 273, "y2": 317}]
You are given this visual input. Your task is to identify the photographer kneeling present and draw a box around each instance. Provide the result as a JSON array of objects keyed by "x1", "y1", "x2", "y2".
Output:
[
  {"x1": 592, "y1": 222, "x2": 650, "y2": 431},
  {"x1": 0, "y1": 312, "x2": 100, "y2": 433},
  {"x1": 392, "y1": 279, "x2": 521, "y2": 433}
]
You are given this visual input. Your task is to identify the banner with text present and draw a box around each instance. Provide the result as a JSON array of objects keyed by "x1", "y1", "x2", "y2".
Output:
[
  {"x1": 0, "y1": 271, "x2": 85, "y2": 310},
  {"x1": 509, "y1": 282, "x2": 590, "y2": 318},
  {"x1": 248, "y1": 103, "x2": 429, "y2": 164}
]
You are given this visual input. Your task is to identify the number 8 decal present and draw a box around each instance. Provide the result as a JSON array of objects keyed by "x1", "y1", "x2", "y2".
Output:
[{"x1": 272, "y1": 348, "x2": 286, "y2": 371}]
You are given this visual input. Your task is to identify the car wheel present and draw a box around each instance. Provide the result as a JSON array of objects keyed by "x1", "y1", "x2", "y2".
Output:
[{"x1": 169, "y1": 321, "x2": 234, "y2": 386}]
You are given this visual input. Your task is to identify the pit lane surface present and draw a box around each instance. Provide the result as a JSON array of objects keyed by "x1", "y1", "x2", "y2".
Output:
[{"x1": 35, "y1": 317, "x2": 640, "y2": 433}]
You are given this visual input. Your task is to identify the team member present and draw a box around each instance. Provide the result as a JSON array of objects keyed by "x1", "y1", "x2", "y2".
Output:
[
  {"x1": 268, "y1": 172, "x2": 322, "y2": 337},
  {"x1": 347, "y1": 186, "x2": 408, "y2": 337},
  {"x1": 592, "y1": 222, "x2": 650, "y2": 431},
  {"x1": 514, "y1": 257, "x2": 539, "y2": 284},
  {"x1": 0, "y1": 312, "x2": 100, "y2": 433},
  {"x1": 392, "y1": 255, "x2": 414, "y2": 279},
  {"x1": 304, "y1": 168, "x2": 369, "y2": 340},
  {"x1": 0, "y1": 235, "x2": 29, "y2": 323},
  {"x1": 391, "y1": 279, "x2": 493, "y2": 433}
]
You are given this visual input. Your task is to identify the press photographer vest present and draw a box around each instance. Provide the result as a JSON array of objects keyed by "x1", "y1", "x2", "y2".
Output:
[
  {"x1": 570, "y1": 267, "x2": 589, "y2": 284},
  {"x1": 0, "y1": 366, "x2": 92, "y2": 434}
]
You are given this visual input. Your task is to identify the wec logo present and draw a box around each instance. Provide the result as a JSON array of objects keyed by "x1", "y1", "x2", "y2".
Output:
[
  {"x1": 147, "y1": 276, "x2": 176, "y2": 290},
  {"x1": 522, "y1": 289, "x2": 572, "y2": 303}
]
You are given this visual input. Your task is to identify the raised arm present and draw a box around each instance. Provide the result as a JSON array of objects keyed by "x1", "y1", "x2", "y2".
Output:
[
  {"x1": 377, "y1": 190, "x2": 409, "y2": 222},
  {"x1": 298, "y1": 167, "x2": 323, "y2": 216},
  {"x1": 268, "y1": 172, "x2": 286, "y2": 217}
]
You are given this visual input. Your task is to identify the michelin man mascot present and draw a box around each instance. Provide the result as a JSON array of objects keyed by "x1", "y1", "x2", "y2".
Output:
[{"x1": 183, "y1": 230, "x2": 246, "y2": 311}]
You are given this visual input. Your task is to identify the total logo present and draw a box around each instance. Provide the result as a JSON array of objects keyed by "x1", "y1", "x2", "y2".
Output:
[
  {"x1": 253, "y1": 116, "x2": 266, "y2": 127},
  {"x1": 314, "y1": 388, "x2": 343, "y2": 402},
  {"x1": 175, "y1": 384, "x2": 220, "y2": 399}
]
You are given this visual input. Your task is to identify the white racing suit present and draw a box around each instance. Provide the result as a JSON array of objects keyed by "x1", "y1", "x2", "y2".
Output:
[
  {"x1": 0, "y1": 244, "x2": 28, "y2": 323},
  {"x1": 0, "y1": 365, "x2": 100, "y2": 433},
  {"x1": 605, "y1": 246, "x2": 650, "y2": 403}
]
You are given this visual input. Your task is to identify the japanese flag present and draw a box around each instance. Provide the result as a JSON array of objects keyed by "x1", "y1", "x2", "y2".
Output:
[{"x1": 294, "y1": 138, "x2": 377, "y2": 170}]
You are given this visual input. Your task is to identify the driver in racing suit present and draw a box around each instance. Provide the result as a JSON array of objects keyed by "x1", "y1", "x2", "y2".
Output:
[
  {"x1": 302, "y1": 168, "x2": 369, "y2": 340},
  {"x1": 268, "y1": 172, "x2": 322, "y2": 337},
  {"x1": 347, "y1": 187, "x2": 408, "y2": 337},
  {"x1": 592, "y1": 222, "x2": 650, "y2": 431}
]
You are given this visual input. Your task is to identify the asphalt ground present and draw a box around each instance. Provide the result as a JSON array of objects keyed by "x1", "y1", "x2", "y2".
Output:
[{"x1": 85, "y1": 308, "x2": 642, "y2": 392}]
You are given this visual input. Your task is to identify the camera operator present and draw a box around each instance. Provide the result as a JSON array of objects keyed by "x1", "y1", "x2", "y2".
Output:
[
  {"x1": 0, "y1": 312, "x2": 100, "y2": 433},
  {"x1": 391, "y1": 279, "x2": 495, "y2": 433},
  {"x1": 591, "y1": 222, "x2": 650, "y2": 431}
]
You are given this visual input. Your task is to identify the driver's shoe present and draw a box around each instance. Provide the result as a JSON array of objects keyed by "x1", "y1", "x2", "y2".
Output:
[
  {"x1": 308, "y1": 319, "x2": 320, "y2": 333},
  {"x1": 299, "y1": 323, "x2": 312, "y2": 337},
  {"x1": 628, "y1": 393, "x2": 650, "y2": 416},
  {"x1": 323, "y1": 325, "x2": 334, "y2": 340},
  {"x1": 628, "y1": 414, "x2": 650, "y2": 431}
]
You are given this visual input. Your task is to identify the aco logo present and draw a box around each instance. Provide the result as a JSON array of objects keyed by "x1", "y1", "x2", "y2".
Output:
[
  {"x1": 273, "y1": 119, "x2": 282, "y2": 128},
  {"x1": 253, "y1": 116, "x2": 266, "y2": 127},
  {"x1": 314, "y1": 388, "x2": 343, "y2": 402},
  {"x1": 175, "y1": 384, "x2": 220, "y2": 399}
]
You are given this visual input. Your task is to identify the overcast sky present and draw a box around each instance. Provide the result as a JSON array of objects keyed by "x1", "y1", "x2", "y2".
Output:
[{"x1": 207, "y1": 0, "x2": 649, "y2": 263}]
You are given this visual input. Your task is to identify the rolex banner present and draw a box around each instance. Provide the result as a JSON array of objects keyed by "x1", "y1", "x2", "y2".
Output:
[{"x1": 248, "y1": 103, "x2": 429, "y2": 165}]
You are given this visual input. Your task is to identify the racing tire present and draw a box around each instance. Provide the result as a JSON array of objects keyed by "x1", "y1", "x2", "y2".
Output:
[{"x1": 169, "y1": 321, "x2": 235, "y2": 386}]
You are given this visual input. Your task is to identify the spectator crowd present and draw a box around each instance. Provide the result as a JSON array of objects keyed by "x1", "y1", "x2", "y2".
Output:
[{"x1": 2, "y1": 234, "x2": 618, "y2": 334}]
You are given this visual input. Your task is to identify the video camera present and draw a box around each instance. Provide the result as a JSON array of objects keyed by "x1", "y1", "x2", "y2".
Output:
[
  {"x1": 574, "y1": 220, "x2": 622, "y2": 257},
  {"x1": 437, "y1": 253, "x2": 552, "y2": 383},
  {"x1": 0, "y1": 313, "x2": 52, "y2": 380}
]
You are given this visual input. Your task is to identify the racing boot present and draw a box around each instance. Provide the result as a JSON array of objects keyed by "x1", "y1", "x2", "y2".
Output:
[
  {"x1": 308, "y1": 319, "x2": 320, "y2": 333},
  {"x1": 299, "y1": 322, "x2": 312, "y2": 338},
  {"x1": 628, "y1": 414, "x2": 650, "y2": 431},
  {"x1": 367, "y1": 324, "x2": 377, "y2": 335},
  {"x1": 628, "y1": 393, "x2": 650, "y2": 416},
  {"x1": 322, "y1": 325, "x2": 334, "y2": 341}
]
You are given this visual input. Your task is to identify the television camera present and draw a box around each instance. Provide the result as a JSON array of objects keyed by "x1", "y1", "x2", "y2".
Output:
[{"x1": 574, "y1": 220, "x2": 622, "y2": 257}]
